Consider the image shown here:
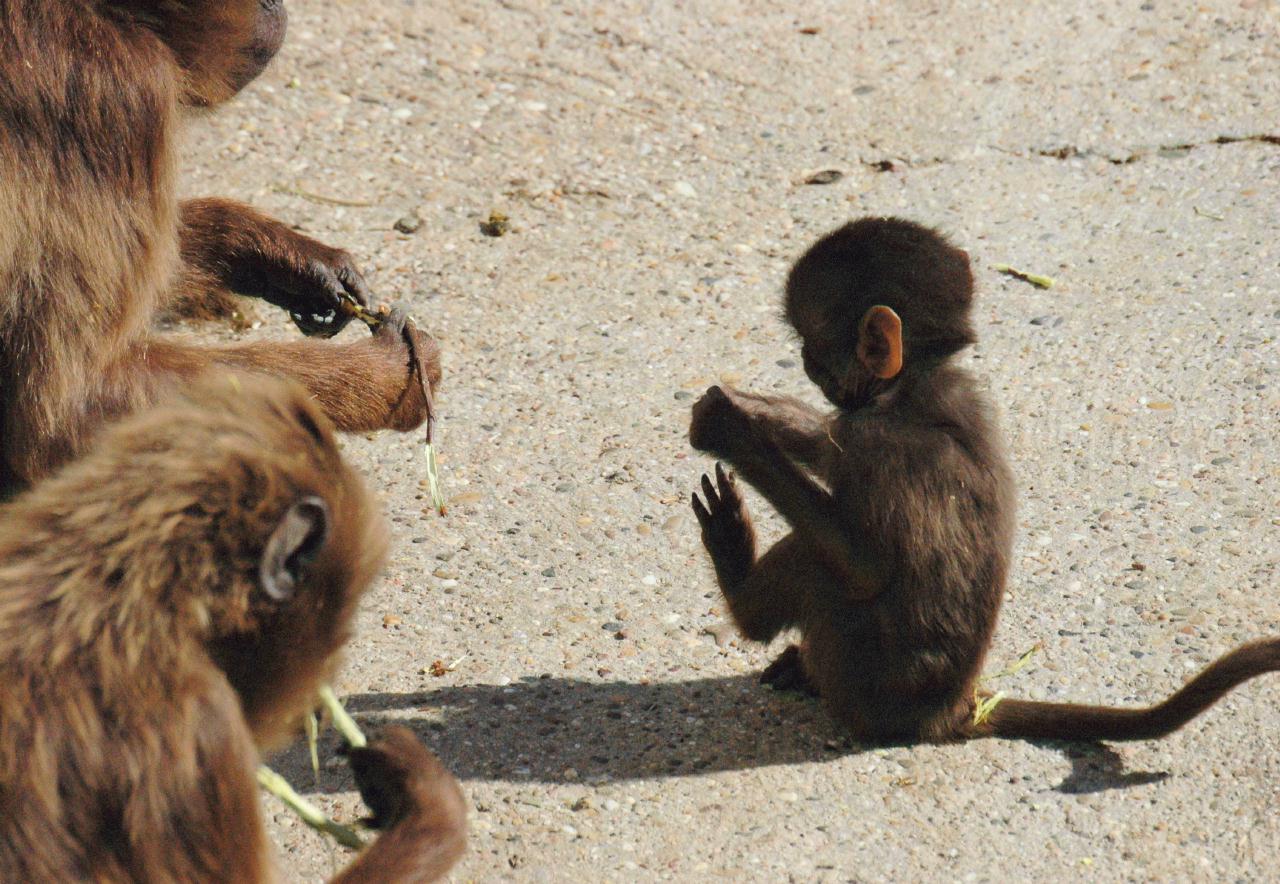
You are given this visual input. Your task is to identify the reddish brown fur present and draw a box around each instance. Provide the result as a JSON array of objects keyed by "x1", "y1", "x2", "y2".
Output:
[
  {"x1": 0, "y1": 374, "x2": 465, "y2": 882},
  {"x1": 0, "y1": 1, "x2": 437, "y2": 494},
  {"x1": 110, "y1": 1, "x2": 291, "y2": 108},
  {"x1": 691, "y1": 217, "x2": 1280, "y2": 745}
]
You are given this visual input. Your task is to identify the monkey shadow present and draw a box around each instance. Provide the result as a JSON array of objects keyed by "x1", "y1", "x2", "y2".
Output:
[
  {"x1": 264, "y1": 678, "x2": 1170, "y2": 793},
  {"x1": 1047, "y1": 742, "x2": 1170, "y2": 794},
  {"x1": 267, "y1": 675, "x2": 858, "y2": 785}
]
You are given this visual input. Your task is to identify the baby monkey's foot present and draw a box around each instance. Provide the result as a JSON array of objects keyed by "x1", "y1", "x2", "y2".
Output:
[{"x1": 761, "y1": 644, "x2": 819, "y2": 696}]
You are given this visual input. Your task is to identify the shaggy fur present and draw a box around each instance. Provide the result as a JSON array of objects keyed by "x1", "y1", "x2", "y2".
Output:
[
  {"x1": 0, "y1": 1, "x2": 437, "y2": 494},
  {"x1": 0, "y1": 374, "x2": 465, "y2": 882}
]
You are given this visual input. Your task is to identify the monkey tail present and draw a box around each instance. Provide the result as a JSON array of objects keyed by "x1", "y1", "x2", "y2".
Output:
[{"x1": 977, "y1": 638, "x2": 1280, "y2": 742}]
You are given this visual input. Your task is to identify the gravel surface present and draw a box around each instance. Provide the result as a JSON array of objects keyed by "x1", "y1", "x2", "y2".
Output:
[{"x1": 180, "y1": 1, "x2": 1278, "y2": 880}]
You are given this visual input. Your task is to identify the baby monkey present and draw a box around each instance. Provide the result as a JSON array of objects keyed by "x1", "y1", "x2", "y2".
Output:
[{"x1": 690, "y1": 217, "x2": 1279, "y2": 744}]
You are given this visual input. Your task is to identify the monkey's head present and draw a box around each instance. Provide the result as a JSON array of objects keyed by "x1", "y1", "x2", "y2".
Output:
[
  {"x1": 783, "y1": 217, "x2": 976, "y2": 409},
  {"x1": 124, "y1": 1, "x2": 288, "y2": 106},
  {"x1": 2, "y1": 372, "x2": 385, "y2": 748}
]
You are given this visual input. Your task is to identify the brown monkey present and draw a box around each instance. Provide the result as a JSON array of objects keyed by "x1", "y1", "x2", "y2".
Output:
[
  {"x1": 0, "y1": 1, "x2": 439, "y2": 493},
  {"x1": 690, "y1": 217, "x2": 1280, "y2": 744},
  {"x1": 0, "y1": 374, "x2": 465, "y2": 881}
]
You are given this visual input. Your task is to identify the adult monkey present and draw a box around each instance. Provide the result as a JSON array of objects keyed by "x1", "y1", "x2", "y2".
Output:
[
  {"x1": 690, "y1": 217, "x2": 1280, "y2": 745},
  {"x1": 0, "y1": 1, "x2": 438, "y2": 493},
  {"x1": 0, "y1": 374, "x2": 465, "y2": 882}
]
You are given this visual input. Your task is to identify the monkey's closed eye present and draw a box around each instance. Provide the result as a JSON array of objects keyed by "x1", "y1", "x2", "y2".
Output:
[{"x1": 260, "y1": 497, "x2": 331, "y2": 601}]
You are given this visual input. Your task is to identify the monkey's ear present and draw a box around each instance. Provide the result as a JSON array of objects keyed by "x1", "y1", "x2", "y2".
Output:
[
  {"x1": 856, "y1": 305, "x2": 904, "y2": 380},
  {"x1": 260, "y1": 497, "x2": 331, "y2": 601}
]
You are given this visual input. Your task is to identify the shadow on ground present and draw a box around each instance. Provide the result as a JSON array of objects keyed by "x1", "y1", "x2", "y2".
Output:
[
  {"x1": 1052, "y1": 742, "x2": 1170, "y2": 794},
  {"x1": 265, "y1": 676, "x2": 1171, "y2": 796},
  {"x1": 268, "y1": 674, "x2": 855, "y2": 785}
]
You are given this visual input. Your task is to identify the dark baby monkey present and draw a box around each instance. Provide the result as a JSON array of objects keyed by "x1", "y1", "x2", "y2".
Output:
[{"x1": 690, "y1": 217, "x2": 1279, "y2": 744}]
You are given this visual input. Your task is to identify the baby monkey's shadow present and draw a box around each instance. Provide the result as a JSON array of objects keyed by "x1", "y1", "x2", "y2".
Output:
[
  {"x1": 267, "y1": 676, "x2": 1169, "y2": 795},
  {"x1": 271, "y1": 675, "x2": 855, "y2": 785}
]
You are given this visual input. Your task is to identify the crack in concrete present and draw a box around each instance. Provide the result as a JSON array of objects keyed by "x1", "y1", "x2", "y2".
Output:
[
  {"x1": 1035, "y1": 134, "x2": 1280, "y2": 165},
  {"x1": 860, "y1": 134, "x2": 1279, "y2": 172},
  {"x1": 859, "y1": 156, "x2": 948, "y2": 172}
]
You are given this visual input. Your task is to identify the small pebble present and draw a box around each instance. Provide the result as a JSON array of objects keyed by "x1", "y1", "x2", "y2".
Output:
[
  {"x1": 804, "y1": 169, "x2": 844, "y2": 185},
  {"x1": 703, "y1": 622, "x2": 736, "y2": 648},
  {"x1": 480, "y1": 211, "x2": 510, "y2": 237},
  {"x1": 394, "y1": 214, "x2": 421, "y2": 234}
]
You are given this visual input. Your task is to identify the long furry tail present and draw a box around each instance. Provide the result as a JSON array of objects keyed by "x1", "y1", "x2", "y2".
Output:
[{"x1": 978, "y1": 638, "x2": 1280, "y2": 742}]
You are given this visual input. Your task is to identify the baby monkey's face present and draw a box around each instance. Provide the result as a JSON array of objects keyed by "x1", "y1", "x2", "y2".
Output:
[
  {"x1": 796, "y1": 318, "x2": 876, "y2": 410},
  {"x1": 800, "y1": 340, "x2": 846, "y2": 406}
]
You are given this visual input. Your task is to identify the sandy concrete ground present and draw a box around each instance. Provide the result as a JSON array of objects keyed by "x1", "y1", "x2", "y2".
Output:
[{"x1": 180, "y1": 1, "x2": 1279, "y2": 880}]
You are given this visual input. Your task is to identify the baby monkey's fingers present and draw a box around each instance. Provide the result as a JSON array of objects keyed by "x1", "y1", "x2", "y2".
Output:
[
  {"x1": 714, "y1": 463, "x2": 740, "y2": 505},
  {"x1": 691, "y1": 491, "x2": 711, "y2": 529},
  {"x1": 700, "y1": 472, "x2": 721, "y2": 509}
]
